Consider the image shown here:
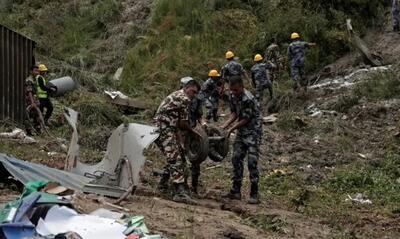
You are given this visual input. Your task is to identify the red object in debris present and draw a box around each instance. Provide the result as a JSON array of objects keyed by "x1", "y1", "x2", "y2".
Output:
[{"x1": 125, "y1": 234, "x2": 140, "y2": 239}]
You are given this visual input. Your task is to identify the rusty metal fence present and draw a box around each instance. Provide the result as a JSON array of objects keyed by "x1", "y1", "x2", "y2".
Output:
[{"x1": 0, "y1": 25, "x2": 36, "y2": 123}]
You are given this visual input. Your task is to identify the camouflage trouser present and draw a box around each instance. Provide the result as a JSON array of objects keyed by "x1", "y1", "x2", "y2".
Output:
[
  {"x1": 393, "y1": 9, "x2": 400, "y2": 31},
  {"x1": 291, "y1": 65, "x2": 306, "y2": 90},
  {"x1": 204, "y1": 96, "x2": 219, "y2": 122},
  {"x1": 155, "y1": 126, "x2": 186, "y2": 184},
  {"x1": 231, "y1": 134, "x2": 260, "y2": 192},
  {"x1": 255, "y1": 80, "x2": 273, "y2": 105}
]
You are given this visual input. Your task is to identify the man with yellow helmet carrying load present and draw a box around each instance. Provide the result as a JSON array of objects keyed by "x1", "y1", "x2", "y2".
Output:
[
  {"x1": 287, "y1": 32, "x2": 316, "y2": 92},
  {"x1": 250, "y1": 54, "x2": 275, "y2": 107},
  {"x1": 35, "y1": 64, "x2": 57, "y2": 125}
]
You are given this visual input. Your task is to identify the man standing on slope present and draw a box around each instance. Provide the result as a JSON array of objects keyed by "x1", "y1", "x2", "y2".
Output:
[
  {"x1": 154, "y1": 80, "x2": 201, "y2": 203},
  {"x1": 221, "y1": 75, "x2": 262, "y2": 204},
  {"x1": 251, "y1": 54, "x2": 275, "y2": 107},
  {"x1": 265, "y1": 37, "x2": 281, "y2": 82},
  {"x1": 221, "y1": 51, "x2": 249, "y2": 84},
  {"x1": 200, "y1": 69, "x2": 223, "y2": 122},
  {"x1": 35, "y1": 64, "x2": 56, "y2": 125},
  {"x1": 287, "y1": 32, "x2": 316, "y2": 92}
]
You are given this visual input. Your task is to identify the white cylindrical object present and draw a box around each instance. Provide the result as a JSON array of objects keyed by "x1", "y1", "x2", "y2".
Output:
[{"x1": 48, "y1": 76, "x2": 76, "y2": 96}]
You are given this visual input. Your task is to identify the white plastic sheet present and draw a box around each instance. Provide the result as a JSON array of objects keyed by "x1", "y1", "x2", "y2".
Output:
[{"x1": 36, "y1": 206, "x2": 126, "y2": 239}]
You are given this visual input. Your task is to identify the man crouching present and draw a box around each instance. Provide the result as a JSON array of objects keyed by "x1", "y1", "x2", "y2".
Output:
[{"x1": 154, "y1": 80, "x2": 201, "y2": 203}]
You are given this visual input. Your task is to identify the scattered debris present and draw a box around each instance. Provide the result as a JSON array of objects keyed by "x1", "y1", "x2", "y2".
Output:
[
  {"x1": 104, "y1": 90, "x2": 150, "y2": 110},
  {"x1": 48, "y1": 76, "x2": 77, "y2": 97},
  {"x1": 345, "y1": 193, "x2": 372, "y2": 205},
  {"x1": 64, "y1": 108, "x2": 159, "y2": 198},
  {"x1": 113, "y1": 67, "x2": 124, "y2": 81},
  {"x1": 0, "y1": 128, "x2": 36, "y2": 144},
  {"x1": 357, "y1": 153, "x2": 367, "y2": 159},
  {"x1": 263, "y1": 114, "x2": 278, "y2": 123},
  {"x1": 310, "y1": 65, "x2": 391, "y2": 90},
  {"x1": 205, "y1": 165, "x2": 222, "y2": 170},
  {"x1": 0, "y1": 182, "x2": 160, "y2": 239}
]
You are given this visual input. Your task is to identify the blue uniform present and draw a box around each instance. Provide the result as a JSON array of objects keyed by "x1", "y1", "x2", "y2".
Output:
[
  {"x1": 221, "y1": 60, "x2": 245, "y2": 83},
  {"x1": 199, "y1": 77, "x2": 222, "y2": 121},
  {"x1": 288, "y1": 40, "x2": 310, "y2": 90},
  {"x1": 250, "y1": 62, "x2": 275, "y2": 105},
  {"x1": 229, "y1": 89, "x2": 262, "y2": 195}
]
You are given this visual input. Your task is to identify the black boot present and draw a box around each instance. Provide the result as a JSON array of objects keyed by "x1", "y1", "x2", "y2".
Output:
[
  {"x1": 157, "y1": 170, "x2": 170, "y2": 193},
  {"x1": 172, "y1": 183, "x2": 194, "y2": 204},
  {"x1": 248, "y1": 183, "x2": 260, "y2": 204},
  {"x1": 222, "y1": 183, "x2": 241, "y2": 200}
]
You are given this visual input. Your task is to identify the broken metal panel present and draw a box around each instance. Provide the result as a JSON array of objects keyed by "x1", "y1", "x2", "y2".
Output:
[
  {"x1": 0, "y1": 25, "x2": 36, "y2": 123},
  {"x1": 64, "y1": 108, "x2": 159, "y2": 190},
  {"x1": 104, "y1": 91, "x2": 150, "y2": 110},
  {"x1": 346, "y1": 19, "x2": 383, "y2": 66},
  {"x1": 0, "y1": 154, "x2": 126, "y2": 198}
]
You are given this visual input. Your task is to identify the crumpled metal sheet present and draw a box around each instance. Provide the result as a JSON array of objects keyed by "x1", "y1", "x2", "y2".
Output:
[
  {"x1": 64, "y1": 108, "x2": 159, "y2": 190},
  {"x1": 0, "y1": 154, "x2": 126, "y2": 198}
]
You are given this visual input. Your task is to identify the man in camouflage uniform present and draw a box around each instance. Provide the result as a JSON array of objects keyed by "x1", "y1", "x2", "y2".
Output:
[
  {"x1": 265, "y1": 37, "x2": 281, "y2": 82},
  {"x1": 154, "y1": 79, "x2": 201, "y2": 202},
  {"x1": 221, "y1": 76, "x2": 262, "y2": 204},
  {"x1": 287, "y1": 32, "x2": 316, "y2": 92},
  {"x1": 221, "y1": 51, "x2": 248, "y2": 84},
  {"x1": 200, "y1": 69, "x2": 223, "y2": 122},
  {"x1": 393, "y1": 0, "x2": 400, "y2": 32},
  {"x1": 24, "y1": 65, "x2": 41, "y2": 135},
  {"x1": 251, "y1": 54, "x2": 275, "y2": 106}
]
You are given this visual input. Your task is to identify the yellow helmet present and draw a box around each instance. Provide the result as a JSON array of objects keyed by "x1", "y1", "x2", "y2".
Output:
[
  {"x1": 208, "y1": 69, "x2": 220, "y2": 77},
  {"x1": 225, "y1": 51, "x2": 234, "y2": 59},
  {"x1": 38, "y1": 64, "x2": 48, "y2": 72},
  {"x1": 254, "y1": 54, "x2": 263, "y2": 62},
  {"x1": 291, "y1": 32, "x2": 300, "y2": 40}
]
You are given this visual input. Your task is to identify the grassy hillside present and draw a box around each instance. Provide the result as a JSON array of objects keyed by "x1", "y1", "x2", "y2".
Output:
[{"x1": 121, "y1": 0, "x2": 387, "y2": 102}]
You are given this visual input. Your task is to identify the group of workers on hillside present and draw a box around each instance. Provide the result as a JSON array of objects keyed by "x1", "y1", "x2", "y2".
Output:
[
  {"x1": 25, "y1": 64, "x2": 56, "y2": 134},
  {"x1": 154, "y1": 32, "x2": 316, "y2": 204}
]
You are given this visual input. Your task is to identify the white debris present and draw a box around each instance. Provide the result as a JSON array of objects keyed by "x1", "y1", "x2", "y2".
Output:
[
  {"x1": 358, "y1": 153, "x2": 367, "y2": 159},
  {"x1": 0, "y1": 128, "x2": 37, "y2": 144},
  {"x1": 263, "y1": 114, "x2": 278, "y2": 123},
  {"x1": 104, "y1": 90, "x2": 129, "y2": 100},
  {"x1": 113, "y1": 67, "x2": 123, "y2": 81},
  {"x1": 310, "y1": 65, "x2": 392, "y2": 90},
  {"x1": 345, "y1": 193, "x2": 372, "y2": 205}
]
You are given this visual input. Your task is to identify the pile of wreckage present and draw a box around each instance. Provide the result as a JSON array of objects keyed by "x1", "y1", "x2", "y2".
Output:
[
  {"x1": 0, "y1": 108, "x2": 163, "y2": 238},
  {"x1": 0, "y1": 180, "x2": 161, "y2": 239},
  {"x1": 0, "y1": 106, "x2": 229, "y2": 238}
]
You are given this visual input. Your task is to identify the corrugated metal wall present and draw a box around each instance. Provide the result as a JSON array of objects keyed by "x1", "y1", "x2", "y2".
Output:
[{"x1": 0, "y1": 25, "x2": 35, "y2": 123}]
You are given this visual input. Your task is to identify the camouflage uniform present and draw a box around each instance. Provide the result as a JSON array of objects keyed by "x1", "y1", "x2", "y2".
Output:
[
  {"x1": 229, "y1": 89, "x2": 262, "y2": 196},
  {"x1": 154, "y1": 89, "x2": 191, "y2": 185},
  {"x1": 393, "y1": 0, "x2": 399, "y2": 31},
  {"x1": 265, "y1": 43, "x2": 280, "y2": 81},
  {"x1": 288, "y1": 40, "x2": 310, "y2": 90},
  {"x1": 24, "y1": 76, "x2": 40, "y2": 134},
  {"x1": 200, "y1": 77, "x2": 222, "y2": 122},
  {"x1": 250, "y1": 62, "x2": 275, "y2": 105},
  {"x1": 221, "y1": 60, "x2": 246, "y2": 83}
]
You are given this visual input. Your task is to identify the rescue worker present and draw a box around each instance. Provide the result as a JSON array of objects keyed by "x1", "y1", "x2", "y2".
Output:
[
  {"x1": 24, "y1": 65, "x2": 40, "y2": 135},
  {"x1": 200, "y1": 69, "x2": 223, "y2": 122},
  {"x1": 251, "y1": 54, "x2": 275, "y2": 106},
  {"x1": 180, "y1": 77, "x2": 203, "y2": 128},
  {"x1": 35, "y1": 64, "x2": 56, "y2": 125},
  {"x1": 221, "y1": 75, "x2": 262, "y2": 204},
  {"x1": 221, "y1": 51, "x2": 249, "y2": 84},
  {"x1": 265, "y1": 37, "x2": 281, "y2": 82},
  {"x1": 393, "y1": 0, "x2": 399, "y2": 32},
  {"x1": 154, "y1": 79, "x2": 201, "y2": 202},
  {"x1": 287, "y1": 32, "x2": 316, "y2": 92}
]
